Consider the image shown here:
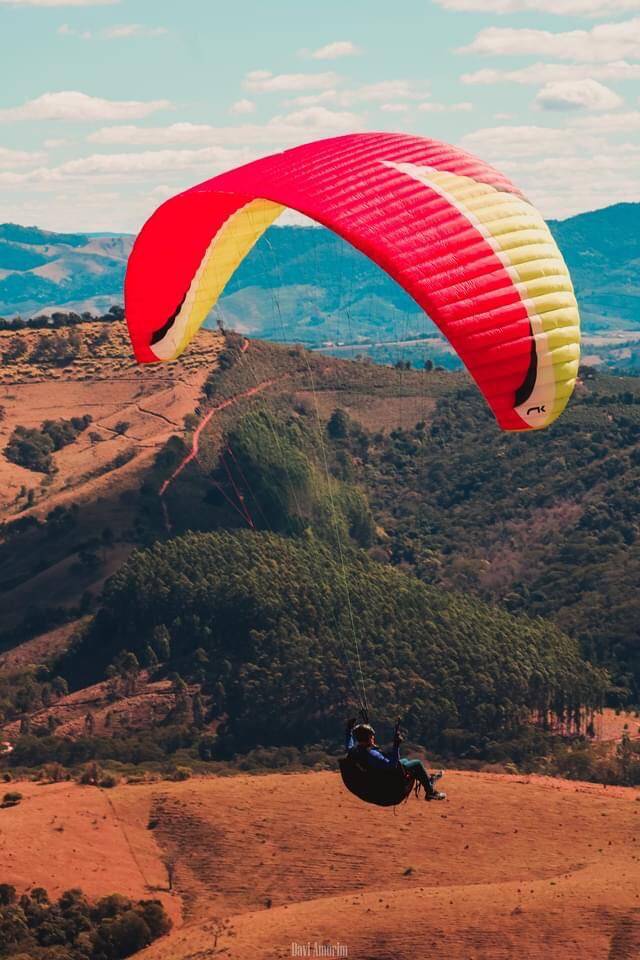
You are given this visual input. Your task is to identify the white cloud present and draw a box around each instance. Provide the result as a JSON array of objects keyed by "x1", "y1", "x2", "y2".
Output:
[
  {"x1": 380, "y1": 103, "x2": 410, "y2": 112},
  {"x1": 344, "y1": 80, "x2": 428, "y2": 103},
  {"x1": 57, "y1": 23, "x2": 92, "y2": 38},
  {"x1": 501, "y1": 152, "x2": 640, "y2": 218},
  {"x1": 229, "y1": 98, "x2": 256, "y2": 115},
  {"x1": 149, "y1": 183, "x2": 175, "y2": 201},
  {"x1": 460, "y1": 123, "x2": 590, "y2": 158},
  {"x1": 58, "y1": 147, "x2": 240, "y2": 177},
  {"x1": 436, "y1": 0, "x2": 640, "y2": 15},
  {"x1": 0, "y1": 91, "x2": 171, "y2": 122},
  {"x1": 244, "y1": 70, "x2": 338, "y2": 93},
  {"x1": 285, "y1": 90, "x2": 339, "y2": 107},
  {"x1": 458, "y1": 122, "x2": 640, "y2": 216},
  {"x1": 87, "y1": 122, "x2": 240, "y2": 146},
  {"x1": 289, "y1": 80, "x2": 430, "y2": 108},
  {"x1": 57, "y1": 22, "x2": 167, "y2": 40},
  {"x1": 88, "y1": 123, "x2": 230, "y2": 145},
  {"x1": 269, "y1": 106, "x2": 359, "y2": 130},
  {"x1": 0, "y1": 0, "x2": 118, "y2": 5},
  {"x1": 0, "y1": 147, "x2": 44, "y2": 168},
  {"x1": 0, "y1": 188, "x2": 134, "y2": 234},
  {"x1": 0, "y1": 145, "x2": 253, "y2": 186},
  {"x1": 89, "y1": 107, "x2": 365, "y2": 148},
  {"x1": 461, "y1": 60, "x2": 640, "y2": 85},
  {"x1": 308, "y1": 40, "x2": 360, "y2": 60},
  {"x1": 104, "y1": 24, "x2": 168, "y2": 39},
  {"x1": 572, "y1": 108, "x2": 640, "y2": 130},
  {"x1": 418, "y1": 100, "x2": 473, "y2": 112},
  {"x1": 459, "y1": 18, "x2": 640, "y2": 62},
  {"x1": 43, "y1": 138, "x2": 68, "y2": 147},
  {"x1": 534, "y1": 78, "x2": 623, "y2": 110}
]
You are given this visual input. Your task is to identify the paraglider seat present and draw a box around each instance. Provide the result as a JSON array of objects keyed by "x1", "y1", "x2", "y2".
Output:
[{"x1": 339, "y1": 753, "x2": 414, "y2": 807}]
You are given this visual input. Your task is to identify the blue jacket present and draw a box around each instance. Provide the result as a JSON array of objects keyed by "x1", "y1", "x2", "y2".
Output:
[{"x1": 346, "y1": 730, "x2": 401, "y2": 770}]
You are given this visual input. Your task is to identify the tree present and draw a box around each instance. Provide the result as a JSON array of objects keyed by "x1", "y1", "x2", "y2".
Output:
[
  {"x1": 193, "y1": 692, "x2": 206, "y2": 728},
  {"x1": 327, "y1": 408, "x2": 349, "y2": 439},
  {"x1": 143, "y1": 644, "x2": 159, "y2": 669},
  {"x1": 0, "y1": 903, "x2": 28, "y2": 945},
  {"x1": 113, "y1": 650, "x2": 140, "y2": 696},
  {"x1": 51, "y1": 676, "x2": 68, "y2": 698},
  {"x1": 616, "y1": 733, "x2": 636, "y2": 785},
  {"x1": 152, "y1": 625, "x2": 171, "y2": 662},
  {"x1": 0, "y1": 884, "x2": 16, "y2": 906},
  {"x1": 162, "y1": 855, "x2": 177, "y2": 891},
  {"x1": 192, "y1": 647, "x2": 209, "y2": 684},
  {"x1": 2, "y1": 336, "x2": 27, "y2": 362},
  {"x1": 4, "y1": 426, "x2": 55, "y2": 473},
  {"x1": 172, "y1": 676, "x2": 190, "y2": 722},
  {"x1": 96, "y1": 909, "x2": 152, "y2": 956},
  {"x1": 136, "y1": 899, "x2": 172, "y2": 938}
]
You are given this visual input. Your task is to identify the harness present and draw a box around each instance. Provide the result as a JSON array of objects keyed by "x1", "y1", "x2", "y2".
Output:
[{"x1": 338, "y1": 717, "x2": 420, "y2": 807}]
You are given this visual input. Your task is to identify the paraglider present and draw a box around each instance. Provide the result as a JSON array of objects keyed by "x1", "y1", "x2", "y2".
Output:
[
  {"x1": 125, "y1": 131, "x2": 580, "y2": 432},
  {"x1": 124, "y1": 132, "x2": 582, "y2": 809},
  {"x1": 340, "y1": 718, "x2": 445, "y2": 807}
]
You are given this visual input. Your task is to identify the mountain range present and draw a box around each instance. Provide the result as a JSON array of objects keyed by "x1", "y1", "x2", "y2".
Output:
[{"x1": 0, "y1": 203, "x2": 638, "y2": 368}]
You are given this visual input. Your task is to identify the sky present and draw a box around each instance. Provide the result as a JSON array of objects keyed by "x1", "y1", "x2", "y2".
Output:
[{"x1": 0, "y1": 0, "x2": 639, "y2": 232}]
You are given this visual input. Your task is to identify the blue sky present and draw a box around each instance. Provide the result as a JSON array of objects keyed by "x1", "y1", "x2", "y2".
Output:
[{"x1": 1, "y1": 0, "x2": 639, "y2": 231}]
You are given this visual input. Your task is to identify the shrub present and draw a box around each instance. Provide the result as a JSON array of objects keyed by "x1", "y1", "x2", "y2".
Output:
[
  {"x1": 4, "y1": 416, "x2": 92, "y2": 473},
  {"x1": 2, "y1": 791, "x2": 22, "y2": 803},
  {"x1": 99, "y1": 774, "x2": 119, "y2": 789},
  {"x1": 168, "y1": 766, "x2": 191, "y2": 782},
  {"x1": 78, "y1": 762, "x2": 102, "y2": 786}
]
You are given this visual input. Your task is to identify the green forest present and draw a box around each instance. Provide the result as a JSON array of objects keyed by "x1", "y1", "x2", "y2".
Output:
[
  {"x1": 62, "y1": 530, "x2": 605, "y2": 760},
  {"x1": 344, "y1": 373, "x2": 640, "y2": 700}
]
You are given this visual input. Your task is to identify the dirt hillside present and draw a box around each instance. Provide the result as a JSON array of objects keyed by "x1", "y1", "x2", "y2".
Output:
[
  {"x1": 0, "y1": 769, "x2": 637, "y2": 960},
  {"x1": 0, "y1": 322, "x2": 225, "y2": 633},
  {"x1": 0, "y1": 321, "x2": 224, "y2": 521}
]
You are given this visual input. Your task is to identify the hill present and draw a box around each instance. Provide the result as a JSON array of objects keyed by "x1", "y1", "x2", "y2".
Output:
[
  {"x1": 0, "y1": 323, "x2": 451, "y2": 640},
  {"x1": 0, "y1": 771, "x2": 637, "y2": 960},
  {"x1": 0, "y1": 319, "x2": 638, "y2": 794},
  {"x1": 0, "y1": 319, "x2": 637, "y2": 714},
  {"x1": 221, "y1": 203, "x2": 640, "y2": 348},
  {"x1": 0, "y1": 317, "x2": 225, "y2": 635},
  {"x1": 549, "y1": 203, "x2": 640, "y2": 332},
  {"x1": 321, "y1": 367, "x2": 640, "y2": 698},
  {"x1": 0, "y1": 225, "x2": 133, "y2": 318},
  {"x1": 57, "y1": 529, "x2": 604, "y2": 759},
  {"x1": 0, "y1": 202, "x2": 638, "y2": 371}
]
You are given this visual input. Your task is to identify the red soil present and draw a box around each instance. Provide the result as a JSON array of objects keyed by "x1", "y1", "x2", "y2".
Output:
[{"x1": 1, "y1": 770, "x2": 637, "y2": 960}]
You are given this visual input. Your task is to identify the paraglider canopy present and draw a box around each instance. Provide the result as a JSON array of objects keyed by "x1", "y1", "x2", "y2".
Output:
[{"x1": 125, "y1": 132, "x2": 580, "y2": 432}]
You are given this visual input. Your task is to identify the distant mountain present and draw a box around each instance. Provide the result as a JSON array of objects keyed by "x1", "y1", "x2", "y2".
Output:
[
  {"x1": 548, "y1": 204, "x2": 640, "y2": 331},
  {"x1": 0, "y1": 225, "x2": 133, "y2": 318},
  {"x1": 1, "y1": 202, "x2": 638, "y2": 353}
]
